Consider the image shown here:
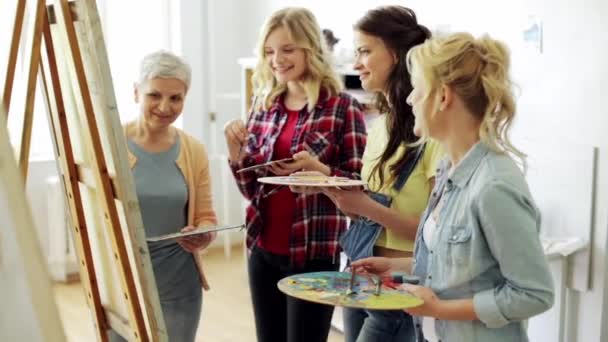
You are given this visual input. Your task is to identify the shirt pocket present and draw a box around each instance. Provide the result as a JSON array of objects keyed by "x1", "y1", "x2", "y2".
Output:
[
  {"x1": 445, "y1": 225, "x2": 473, "y2": 266},
  {"x1": 245, "y1": 133, "x2": 269, "y2": 157},
  {"x1": 303, "y1": 131, "x2": 335, "y2": 162}
]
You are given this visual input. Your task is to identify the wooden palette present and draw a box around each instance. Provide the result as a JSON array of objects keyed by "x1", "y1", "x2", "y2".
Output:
[{"x1": 278, "y1": 271, "x2": 423, "y2": 310}]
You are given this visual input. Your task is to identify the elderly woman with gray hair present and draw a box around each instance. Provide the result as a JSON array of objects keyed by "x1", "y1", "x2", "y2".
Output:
[{"x1": 113, "y1": 50, "x2": 217, "y2": 342}]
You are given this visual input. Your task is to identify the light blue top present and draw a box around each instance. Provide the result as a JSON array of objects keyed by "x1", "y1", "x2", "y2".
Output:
[
  {"x1": 128, "y1": 136, "x2": 201, "y2": 300},
  {"x1": 412, "y1": 142, "x2": 554, "y2": 342}
]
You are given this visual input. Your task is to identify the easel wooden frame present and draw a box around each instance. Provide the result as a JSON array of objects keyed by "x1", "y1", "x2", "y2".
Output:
[{"x1": 2, "y1": 1, "x2": 167, "y2": 341}]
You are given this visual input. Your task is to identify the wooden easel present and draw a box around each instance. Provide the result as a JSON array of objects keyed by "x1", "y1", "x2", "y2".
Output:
[{"x1": 2, "y1": 1, "x2": 167, "y2": 341}]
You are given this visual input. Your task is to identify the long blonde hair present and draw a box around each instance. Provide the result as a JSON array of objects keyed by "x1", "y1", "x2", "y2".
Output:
[
  {"x1": 407, "y1": 32, "x2": 525, "y2": 166},
  {"x1": 251, "y1": 7, "x2": 342, "y2": 112}
]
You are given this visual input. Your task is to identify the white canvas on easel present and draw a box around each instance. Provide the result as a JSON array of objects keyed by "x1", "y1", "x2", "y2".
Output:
[{"x1": 0, "y1": 105, "x2": 66, "y2": 342}]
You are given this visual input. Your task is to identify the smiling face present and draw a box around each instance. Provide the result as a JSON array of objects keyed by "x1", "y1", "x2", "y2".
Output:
[
  {"x1": 264, "y1": 26, "x2": 308, "y2": 84},
  {"x1": 353, "y1": 30, "x2": 396, "y2": 93},
  {"x1": 134, "y1": 77, "x2": 186, "y2": 129}
]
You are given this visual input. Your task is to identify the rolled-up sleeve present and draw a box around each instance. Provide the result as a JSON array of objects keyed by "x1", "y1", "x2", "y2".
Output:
[
  {"x1": 473, "y1": 288, "x2": 509, "y2": 328},
  {"x1": 228, "y1": 156, "x2": 264, "y2": 201},
  {"x1": 473, "y1": 180, "x2": 555, "y2": 328},
  {"x1": 330, "y1": 97, "x2": 366, "y2": 179},
  {"x1": 228, "y1": 109, "x2": 267, "y2": 201}
]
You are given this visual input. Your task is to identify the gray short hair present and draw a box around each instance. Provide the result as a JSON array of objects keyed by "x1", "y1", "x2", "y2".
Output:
[{"x1": 137, "y1": 50, "x2": 192, "y2": 91}]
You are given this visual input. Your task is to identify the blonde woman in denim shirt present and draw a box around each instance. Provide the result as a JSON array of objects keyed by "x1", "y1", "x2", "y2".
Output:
[{"x1": 351, "y1": 33, "x2": 554, "y2": 342}]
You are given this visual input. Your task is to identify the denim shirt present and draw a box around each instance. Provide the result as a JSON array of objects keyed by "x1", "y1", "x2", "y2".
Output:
[{"x1": 412, "y1": 142, "x2": 554, "y2": 342}]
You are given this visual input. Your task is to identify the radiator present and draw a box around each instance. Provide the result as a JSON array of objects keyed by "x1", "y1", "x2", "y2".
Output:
[{"x1": 46, "y1": 176, "x2": 79, "y2": 282}]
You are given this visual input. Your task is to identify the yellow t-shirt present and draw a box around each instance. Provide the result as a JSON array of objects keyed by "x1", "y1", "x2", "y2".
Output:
[{"x1": 361, "y1": 115, "x2": 445, "y2": 252}]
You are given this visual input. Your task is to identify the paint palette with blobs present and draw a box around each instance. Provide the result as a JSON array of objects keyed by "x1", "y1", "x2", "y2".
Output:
[{"x1": 277, "y1": 271, "x2": 423, "y2": 310}]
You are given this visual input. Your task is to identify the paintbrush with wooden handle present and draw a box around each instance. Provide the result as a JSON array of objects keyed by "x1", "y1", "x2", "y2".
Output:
[{"x1": 345, "y1": 266, "x2": 356, "y2": 296}]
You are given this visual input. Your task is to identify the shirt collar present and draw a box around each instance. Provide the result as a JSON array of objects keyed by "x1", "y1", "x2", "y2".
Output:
[
  {"x1": 447, "y1": 141, "x2": 490, "y2": 188},
  {"x1": 267, "y1": 88, "x2": 330, "y2": 114}
]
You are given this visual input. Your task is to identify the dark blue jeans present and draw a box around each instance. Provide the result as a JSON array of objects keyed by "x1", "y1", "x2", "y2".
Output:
[
  {"x1": 344, "y1": 307, "x2": 415, "y2": 342},
  {"x1": 248, "y1": 246, "x2": 339, "y2": 342}
]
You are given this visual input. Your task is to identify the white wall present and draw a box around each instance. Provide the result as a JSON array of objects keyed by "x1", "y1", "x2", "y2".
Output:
[
  {"x1": 178, "y1": 0, "x2": 255, "y2": 154},
  {"x1": 509, "y1": 1, "x2": 608, "y2": 341},
  {"x1": 25, "y1": 160, "x2": 59, "y2": 259},
  {"x1": 178, "y1": 0, "x2": 256, "y2": 238},
  {"x1": 175, "y1": 0, "x2": 208, "y2": 145}
]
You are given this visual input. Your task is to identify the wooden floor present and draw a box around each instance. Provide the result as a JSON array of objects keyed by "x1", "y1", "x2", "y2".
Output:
[{"x1": 53, "y1": 245, "x2": 344, "y2": 341}]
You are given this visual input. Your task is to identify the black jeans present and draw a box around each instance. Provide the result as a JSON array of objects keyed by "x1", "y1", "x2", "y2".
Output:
[{"x1": 248, "y1": 246, "x2": 339, "y2": 342}]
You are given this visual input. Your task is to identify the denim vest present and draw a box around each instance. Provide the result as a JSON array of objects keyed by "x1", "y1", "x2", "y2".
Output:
[{"x1": 340, "y1": 144, "x2": 426, "y2": 261}]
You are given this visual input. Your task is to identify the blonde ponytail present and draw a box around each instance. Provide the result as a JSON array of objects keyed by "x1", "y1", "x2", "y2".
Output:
[
  {"x1": 408, "y1": 33, "x2": 526, "y2": 167},
  {"x1": 476, "y1": 38, "x2": 526, "y2": 168}
]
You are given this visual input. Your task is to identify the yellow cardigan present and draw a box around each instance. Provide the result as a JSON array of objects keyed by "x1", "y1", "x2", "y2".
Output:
[{"x1": 126, "y1": 126, "x2": 217, "y2": 290}]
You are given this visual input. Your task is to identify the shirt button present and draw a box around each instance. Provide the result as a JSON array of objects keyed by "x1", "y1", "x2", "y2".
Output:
[{"x1": 427, "y1": 275, "x2": 432, "y2": 279}]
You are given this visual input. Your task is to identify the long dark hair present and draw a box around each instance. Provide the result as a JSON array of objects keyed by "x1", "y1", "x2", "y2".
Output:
[{"x1": 355, "y1": 6, "x2": 430, "y2": 187}]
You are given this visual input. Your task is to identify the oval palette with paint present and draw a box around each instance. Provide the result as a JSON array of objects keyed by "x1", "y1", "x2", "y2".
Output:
[{"x1": 277, "y1": 271, "x2": 423, "y2": 310}]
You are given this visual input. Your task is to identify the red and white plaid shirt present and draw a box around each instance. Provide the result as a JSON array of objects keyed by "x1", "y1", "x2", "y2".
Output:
[{"x1": 229, "y1": 91, "x2": 367, "y2": 267}]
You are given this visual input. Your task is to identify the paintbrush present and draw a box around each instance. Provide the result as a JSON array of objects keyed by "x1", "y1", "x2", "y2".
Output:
[
  {"x1": 373, "y1": 275, "x2": 382, "y2": 296},
  {"x1": 345, "y1": 267, "x2": 356, "y2": 296},
  {"x1": 373, "y1": 272, "x2": 420, "y2": 295}
]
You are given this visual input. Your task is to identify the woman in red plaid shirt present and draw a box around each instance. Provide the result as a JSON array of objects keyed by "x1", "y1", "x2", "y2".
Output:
[{"x1": 224, "y1": 7, "x2": 366, "y2": 342}]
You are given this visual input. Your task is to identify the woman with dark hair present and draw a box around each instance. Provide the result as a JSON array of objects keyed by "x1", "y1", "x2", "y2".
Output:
[{"x1": 321, "y1": 6, "x2": 443, "y2": 342}]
